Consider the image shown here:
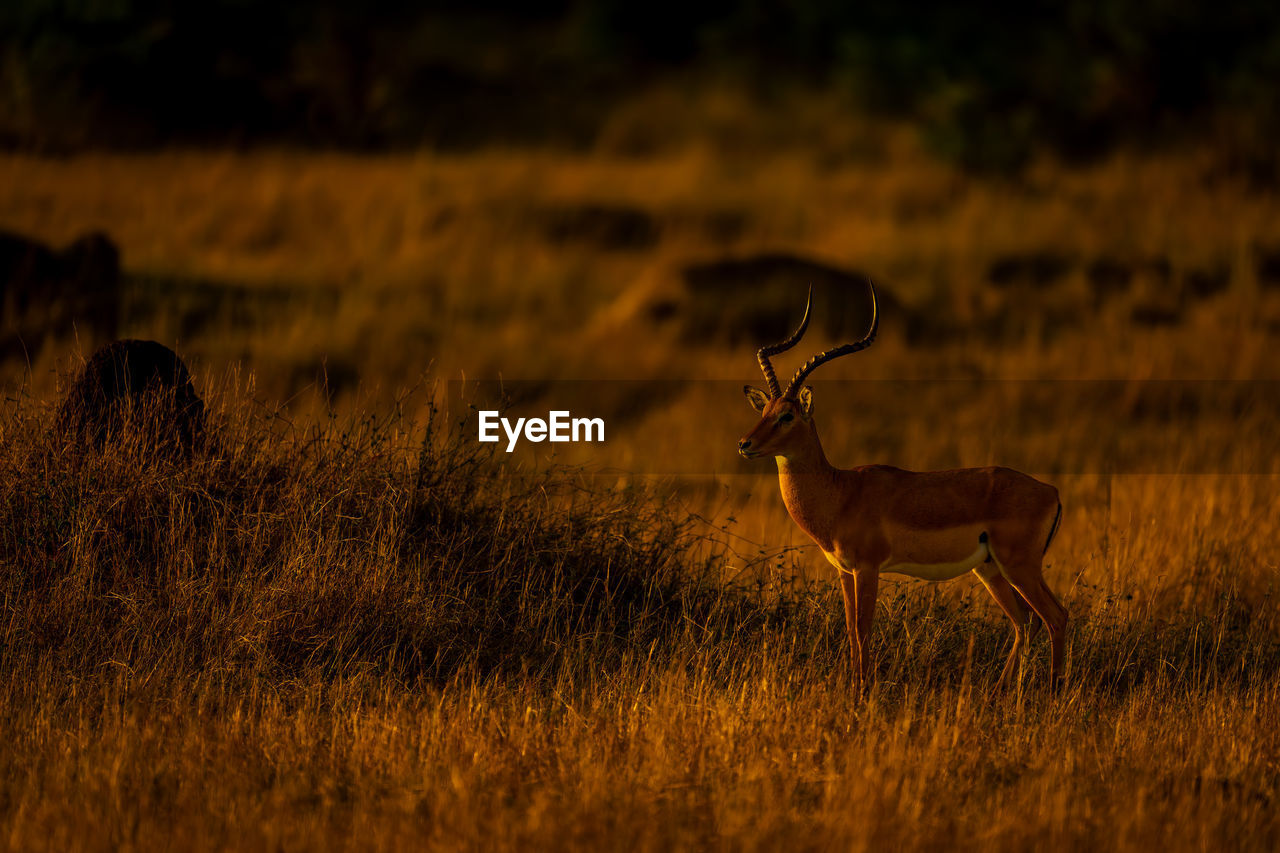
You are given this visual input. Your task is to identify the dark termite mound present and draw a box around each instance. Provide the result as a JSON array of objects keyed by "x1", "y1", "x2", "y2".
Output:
[{"x1": 56, "y1": 339, "x2": 206, "y2": 456}]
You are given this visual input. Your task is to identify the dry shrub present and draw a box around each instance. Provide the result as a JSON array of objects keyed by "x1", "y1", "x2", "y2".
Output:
[{"x1": 1, "y1": 385, "x2": 741, "y2": 688}]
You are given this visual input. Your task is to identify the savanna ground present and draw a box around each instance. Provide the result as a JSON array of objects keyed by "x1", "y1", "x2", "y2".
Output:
[{"x1": 2, "y1": 106, "x2": 1280, "y2": 849}]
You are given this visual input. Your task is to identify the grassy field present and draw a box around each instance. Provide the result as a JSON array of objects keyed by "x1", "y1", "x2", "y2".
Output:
[{"x1": 2, "y1": 121, "x2": 1279, "y2": 849}]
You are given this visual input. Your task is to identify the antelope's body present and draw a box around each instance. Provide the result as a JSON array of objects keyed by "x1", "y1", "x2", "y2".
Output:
[
  {"x1": 778, "y1": 462, "x2": 1060, "y2": 577},
  {"x1": 740, "y1": 284, "x2": 1068, "y2": 694}
]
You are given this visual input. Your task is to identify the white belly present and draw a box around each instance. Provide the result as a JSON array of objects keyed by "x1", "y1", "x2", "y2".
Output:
[
  {"x1": 879, "y1": 540, "x2": 990, "y2": 581},
  {"x1": 822, "y1": 539, "x2": 990, "y2": 582}
]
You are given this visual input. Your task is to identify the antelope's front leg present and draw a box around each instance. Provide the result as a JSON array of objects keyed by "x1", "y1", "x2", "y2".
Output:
[{"x1": 837, "y1": 566, "x2": 879, "y2": 697}]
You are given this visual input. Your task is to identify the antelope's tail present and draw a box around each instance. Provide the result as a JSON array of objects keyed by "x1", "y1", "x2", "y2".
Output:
[{"x1": 1043, "y1": 501, "x2": 1063, "y2": 556}]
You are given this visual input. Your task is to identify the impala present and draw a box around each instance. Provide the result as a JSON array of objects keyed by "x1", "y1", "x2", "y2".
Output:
[{"x1": 738, "y1": 284, "x2": 1067, "y2": 694}]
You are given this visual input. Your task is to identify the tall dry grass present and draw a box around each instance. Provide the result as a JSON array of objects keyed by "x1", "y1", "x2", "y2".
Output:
[
  {"x1": 1, "y1": 382, "x2": 1277, "y2": 850},
  {"x1": 2, "y1": 121, "x2": 1279, "y2": 848}
]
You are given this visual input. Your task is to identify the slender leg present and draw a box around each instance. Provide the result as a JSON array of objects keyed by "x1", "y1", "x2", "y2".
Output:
[
  {"x1": 974, "y1": 566, "x2": 1035, "y2": 692},
  {"x1": 1017, "y1": 588, "x2": 1044, "y2": 644},
  {"x1": 837, "y1": 572, "x2": 861, "y2": 693},
  {"x1": 1007, "y1": 570, "x2": 1069, "y2": 692},
  {"x1": 854, "y1": 567, "x2": 879, "y2": 689},
  {"x1": 838, "y1": 567, "x2": 879, "y2": 697}
]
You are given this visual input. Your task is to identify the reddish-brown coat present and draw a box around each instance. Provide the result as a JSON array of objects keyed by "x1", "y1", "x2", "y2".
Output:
[{"x1": 740, "y1": 389, "x2": 1068, "y2": 695}]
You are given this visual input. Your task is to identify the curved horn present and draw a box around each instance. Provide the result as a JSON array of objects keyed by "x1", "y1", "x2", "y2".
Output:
[
  {"x1": 756, "y1": 285, "x2": 813, "y2": 397},
  {"x1": 781, "y1": 279, "x2": 878, "y2": 399}
]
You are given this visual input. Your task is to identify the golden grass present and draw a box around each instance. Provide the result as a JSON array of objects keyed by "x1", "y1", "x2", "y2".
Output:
[
  {"x1": 2, "y1": 121, "x2": 1279, "y2": 849},
  {"x1": 5, "y1": 663, "x2": 1278, "y2": 851},
  {"x1": 2, "y1": 389, "x2": 1277, "y2": 850},
  {"x1": 3, "y1": 132, "x2": 1279, "y2": 396}
]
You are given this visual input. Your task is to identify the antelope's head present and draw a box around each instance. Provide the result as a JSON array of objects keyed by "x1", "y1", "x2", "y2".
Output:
[{"x1": 737, "y1": 282, "x2": 878, "y2": 460}]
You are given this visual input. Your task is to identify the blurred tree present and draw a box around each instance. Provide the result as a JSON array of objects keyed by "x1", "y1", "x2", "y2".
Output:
[{"x1": 1, "y1": 0, "x2": 1277, "y2": 171}]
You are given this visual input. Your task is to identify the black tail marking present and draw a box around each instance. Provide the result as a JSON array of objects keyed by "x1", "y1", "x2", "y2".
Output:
[{"x1": 1043, "y1": 501, "x2": 1063, "y2": 555}]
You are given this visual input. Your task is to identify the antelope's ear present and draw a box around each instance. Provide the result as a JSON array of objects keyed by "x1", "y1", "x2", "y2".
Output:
[
  {"x1": 743, "y1": 385, "x2": 770, "y2": 413},
  {"x1": 797, "y1": 386, "x2": 814, "y2": 416}
]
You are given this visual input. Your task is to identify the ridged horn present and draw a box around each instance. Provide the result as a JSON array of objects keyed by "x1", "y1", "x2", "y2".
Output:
[
  {"x1": 756, "y1": 285, "x2": 812, "y2": 397},
  {"x1": 781, "y1": 279, "x2": 878, "y2": 399}
]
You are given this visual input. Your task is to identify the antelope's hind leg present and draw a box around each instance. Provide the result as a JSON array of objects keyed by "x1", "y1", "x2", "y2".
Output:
[
  {"x1": 999, "y1": 563, "x2": 1069, "y2": 692},
  {"x1": 1021, "y1": 589, "x2": 1044, "y2": 643},
  {"x1": 974, "y1": 564, "x2": 1035, "y2": 693},
  {"x1": 986, "y1": 520, "x2": 1070, "y2": 692}
]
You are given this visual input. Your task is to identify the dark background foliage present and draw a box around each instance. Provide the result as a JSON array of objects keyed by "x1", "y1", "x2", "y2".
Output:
[{"x1": 4, "y1": 1, "x2": 1280, "y2": 169}]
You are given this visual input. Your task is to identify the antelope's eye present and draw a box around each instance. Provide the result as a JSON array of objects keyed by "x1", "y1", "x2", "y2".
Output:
[{"x1": 778, "y1": 412, "x2": 794, "y2": 423}]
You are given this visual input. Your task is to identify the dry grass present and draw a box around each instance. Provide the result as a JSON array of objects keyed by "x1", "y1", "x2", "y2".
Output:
[
  {"x1": 3, "y1": 126, "x2": 1279, "y2": 396},
  {"x1": 1, "y1": 388, "x2": 1277, "y2": 852},
  {"x1": 2, "y1": 115, "x2": 1279, "y2": 849}
]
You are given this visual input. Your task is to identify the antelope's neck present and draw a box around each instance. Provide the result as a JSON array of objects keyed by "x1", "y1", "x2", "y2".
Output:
[{"x1": 775, "y1": 436, "x2": 845, "y2": 552}]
